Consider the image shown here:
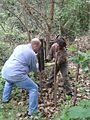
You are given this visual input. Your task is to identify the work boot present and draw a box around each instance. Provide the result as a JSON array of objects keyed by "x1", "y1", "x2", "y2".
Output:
[{"x1": 63, "y1": 84, "x2": 73, "y2": 96}]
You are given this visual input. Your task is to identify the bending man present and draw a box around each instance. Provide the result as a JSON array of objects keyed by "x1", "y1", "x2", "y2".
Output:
[{"x1": 1, "y1": 38, "x2": 41, "y2": 116}]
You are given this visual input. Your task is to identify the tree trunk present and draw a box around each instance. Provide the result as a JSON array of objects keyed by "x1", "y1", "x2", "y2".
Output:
[{"x1": 46, "y1": 0, "x2": 55, "y2": 56}]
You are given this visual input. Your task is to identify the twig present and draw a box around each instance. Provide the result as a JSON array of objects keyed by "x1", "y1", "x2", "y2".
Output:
[
  {"x1": 0, "y1": 24, "x2": 6, "y2": 32},
  {"x1": 73, "y1": 64, "x2": 80, "y2": 106},
  {"x1": 4, "y1": 7, "x2": 28, "y2": 32},
  {"x1": 73, "y1": 43, "x2": 80, "y2": 106},
  {"x1": 18, "y1": 0, "x2": 49, "y2": 28}
]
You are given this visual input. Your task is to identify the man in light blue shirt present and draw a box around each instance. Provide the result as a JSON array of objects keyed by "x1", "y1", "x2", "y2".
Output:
[{"x1": 1, "y1": 38, "x2": 41, "y2": 116}]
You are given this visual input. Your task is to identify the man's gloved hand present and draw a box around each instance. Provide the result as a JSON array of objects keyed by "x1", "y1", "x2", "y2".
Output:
[
  {"x1": 45, "y1": 59, "x2": 50, "y2": 63},
  {"x1": 52, "y1": 58, "x2": 55, "y2": 62}
]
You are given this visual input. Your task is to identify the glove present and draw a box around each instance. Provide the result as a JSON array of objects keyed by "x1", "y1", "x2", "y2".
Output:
[{"x1": 45, "y1": 59, "x2": 50, "y2": 63}]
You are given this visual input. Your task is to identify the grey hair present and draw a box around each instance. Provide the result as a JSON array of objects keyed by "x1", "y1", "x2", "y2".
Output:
[{"x1": 31, "y1": 38, "x2": 41, "y2": 45}]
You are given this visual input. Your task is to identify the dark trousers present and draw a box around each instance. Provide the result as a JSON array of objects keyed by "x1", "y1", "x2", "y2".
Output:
[{"x1": 46, "y1": 62, "x2": 71, "y2": 91}]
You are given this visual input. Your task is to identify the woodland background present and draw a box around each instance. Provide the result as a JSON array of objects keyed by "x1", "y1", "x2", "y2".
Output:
[{"x1": 0, "y1": 0, "x2": 90, "y2": 120}]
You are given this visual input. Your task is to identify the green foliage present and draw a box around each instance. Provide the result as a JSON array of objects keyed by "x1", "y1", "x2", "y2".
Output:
[
  {"x1": 29, "y1": 112, "x2": 44, "y2": 120},
  {"x1": 0, "y1": 1, "x2": 28, "y2": 43},
  {"x1": 55, "y1": 0, "x2": 90, "y2": 36},
  {"x1": 54, "y1": 100, "x2": 90, "y2": 120},
  {"x1": 68, "y1": 50, "x2": 90, "y2": 64},
  {"x1": 0, "y1": 42, "x2": 12, "y2": 65},
  {"x1": 59, "y1": 106, "x2": 70, "y2": 120},
  {"x1": 0, "y1": 0, "x2": 90, "y2": 41},
  {"x1": 68, "y1": 106, "x2": 90, "y2": 119},
  {"x1": 78, "y1": 99, "x2": 90, "y2": 108},
  {"x1": 0, "y1": 13, "x2": 28, "y2": 43},
  {"x1": 67, "y1": 45, "x2": 77, "y2": 52},
  {"x1": 67, "y1": 100, "x2": 90, "y2": 119},
  {"x1": 0, "y1": 76, "x2": 5, "y2": 97},
  {"x1": 68, "y1": 46, "x2": 90, "y2": 77}
]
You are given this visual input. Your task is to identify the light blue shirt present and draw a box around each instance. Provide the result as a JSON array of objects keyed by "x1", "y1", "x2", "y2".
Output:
[{"x1": 1, "y1": 43, "x2": 37, "y2": 81}]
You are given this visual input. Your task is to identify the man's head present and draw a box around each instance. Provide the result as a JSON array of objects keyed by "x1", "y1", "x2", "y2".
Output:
[
  {"x1": 31, "y1": 38, "x2": 41, "y2": 52},
  {"x1": 56, "y1": 37, "x2": 66, "y2": 49}
]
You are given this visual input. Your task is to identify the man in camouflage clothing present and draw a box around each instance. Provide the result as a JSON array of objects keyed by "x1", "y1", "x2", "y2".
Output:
[{"x1": 46, "y1": 37, "x2": 72, "y2": 95}]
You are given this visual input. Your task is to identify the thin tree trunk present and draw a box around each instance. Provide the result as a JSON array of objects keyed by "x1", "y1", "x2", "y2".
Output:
[
  {"x1": 46, "y1": 0, "x2": 55, "y2": 56},
  {"x1": 50, "y1": 0, "x2": 54, "y2": 23},
  {"x1": 22, "y1": 4, "x2": 31, "y2": 41}
]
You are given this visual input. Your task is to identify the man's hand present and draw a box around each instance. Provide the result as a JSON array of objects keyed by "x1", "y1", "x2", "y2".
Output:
[
  {"x1": 52, "y1": 43, "x2": 59, "y2": 49},
  {"x1": 52, "y1": 58, "x2": 55, "y2": 62},
  {"x1": 45, "y1": 58, "x2": 50, "y2": 63}
]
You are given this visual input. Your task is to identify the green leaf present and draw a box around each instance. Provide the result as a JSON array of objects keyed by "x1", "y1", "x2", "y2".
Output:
[
  {"x1": 82, "y1": 64, "x2": 88, "y2": 69},
  {"x1": 78, "y1": 100, "x2": 90, "y2": 108},
  {"x1": 60, "y1": 109, "x2": 70, "y2": 120},
  {"x1": 68, "y1": 106, "x2": 86, "y2": 119},
  {"x1": 74, "y1": 61, "x2": 80, "y2": 64},
  {"x1": 78, "y1": 55, "x2": 85, "y2": 62},
  {"x1": 84, "y1": 107, "x2": 90, "y2": 118},
  {"x1": 68, "y1": 57, "x2": 77, "y2": 61}
]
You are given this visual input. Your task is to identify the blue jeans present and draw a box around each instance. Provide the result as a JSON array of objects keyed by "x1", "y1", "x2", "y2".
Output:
[{"x1": 2, "y1": 76, "x2": 38, "y2": 115}]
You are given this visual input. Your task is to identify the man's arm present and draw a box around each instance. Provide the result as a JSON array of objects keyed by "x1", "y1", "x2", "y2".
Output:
[{"x1": 31, "y1": 53, "x2": 38, "y2": 73}]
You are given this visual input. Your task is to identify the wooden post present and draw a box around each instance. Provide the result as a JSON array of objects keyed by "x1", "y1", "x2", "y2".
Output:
[
  {"x1": 37, "y1": 39, "x2": 45, "y2": 98},
  {"x1": 37, "y1": 39, "x2": 44, "y2": 71}
]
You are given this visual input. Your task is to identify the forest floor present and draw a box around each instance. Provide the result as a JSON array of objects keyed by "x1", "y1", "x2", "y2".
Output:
[{"x1": 0, "y1": 60, "x2": 90, "y2": 120}]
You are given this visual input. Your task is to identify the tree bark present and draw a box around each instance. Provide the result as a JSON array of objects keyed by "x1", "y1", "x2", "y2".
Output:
[
  {"x1": 46, "y1": 0, "x2": 55, "y2": 56},
  {"x1": 22, "y1": 5, "x2": 31, "y2": 41}
]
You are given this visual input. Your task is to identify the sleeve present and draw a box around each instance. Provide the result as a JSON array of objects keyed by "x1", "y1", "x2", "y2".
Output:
[
  {"x1": 31, "y1": 53, "x2": 38, "y2": 72},
  {"x1": 46, "y1": 46, "x2": 53, "y2": 62}
]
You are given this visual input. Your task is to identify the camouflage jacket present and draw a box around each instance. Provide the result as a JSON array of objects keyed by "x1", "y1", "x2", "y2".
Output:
[{"x1": 46, "y1": 45, "x2": 67, "y2": 64}]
